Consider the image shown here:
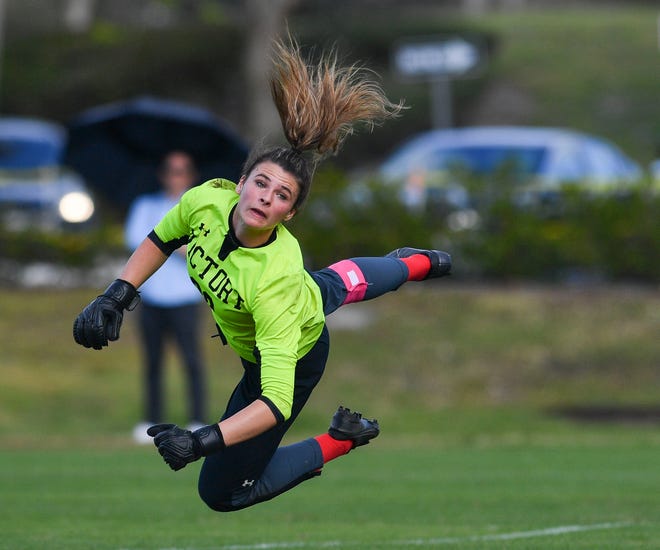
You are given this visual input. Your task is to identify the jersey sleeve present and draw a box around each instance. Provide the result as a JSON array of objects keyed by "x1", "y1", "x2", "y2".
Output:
[
  {"x1": 151, "y1": 190, "x2": 194, "y2": 255},
  {"x1": 251, "y1": 272, "x2": 306, "y2": 422}
]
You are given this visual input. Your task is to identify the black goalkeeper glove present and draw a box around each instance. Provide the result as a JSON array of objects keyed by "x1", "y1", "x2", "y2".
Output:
[
  {"x1": 73, "y1": 279, "x2": 140, "y2": 350},
  {"x1": 147, "y1": 423, "x2": 226, "y2": 471}
]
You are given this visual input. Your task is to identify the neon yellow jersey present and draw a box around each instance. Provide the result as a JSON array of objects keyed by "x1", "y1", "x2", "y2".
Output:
[{"x1": 152, "y1": 179, "x2": 325, "y2": 421}]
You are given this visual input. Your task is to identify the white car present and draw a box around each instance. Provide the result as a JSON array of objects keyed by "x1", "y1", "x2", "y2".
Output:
[
  {"x1": 0, "y1": 117, "x2": 95, "y2": 231},
  {"x1": 379, "y1": 126, "x2": 643, "y2": 212}
]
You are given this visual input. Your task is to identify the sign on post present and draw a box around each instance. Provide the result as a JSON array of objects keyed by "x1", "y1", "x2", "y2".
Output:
[
  {"x1": 393, "y1": 38, "x2": 480, "y2": 79},
  {"x1": 392, "y1": 37, "x2": 484, "y2": 128}
]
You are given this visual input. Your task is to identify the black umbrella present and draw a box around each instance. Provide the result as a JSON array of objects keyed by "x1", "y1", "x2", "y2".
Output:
[{"x1": 63, "y1": 95, "x2": 249, "y2": 211}]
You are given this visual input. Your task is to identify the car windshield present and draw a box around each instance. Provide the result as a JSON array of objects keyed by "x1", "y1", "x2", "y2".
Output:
[
  {"x1": 383, "y1": 144, "x2": 548, "y2": 179},
  {"x1": 0, "y1": 138, "x2": 61, "y2": 169},
  {"x1": 428, "y1": 146, "x2": 547, "y2": 175}
]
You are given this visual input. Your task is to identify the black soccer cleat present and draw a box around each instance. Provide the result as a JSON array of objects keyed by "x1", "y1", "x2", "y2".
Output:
[
  {"x1": 328, "y1": 406, "x2": 380, "y2": 447},
  {"x1": 386, "y1": 247, "x2": 452, "y2": 279}
]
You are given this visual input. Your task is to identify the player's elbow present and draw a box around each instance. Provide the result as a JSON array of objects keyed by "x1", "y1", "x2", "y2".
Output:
[{"x1": 259, "y1": 394, "x2": 290, "y2": 423}]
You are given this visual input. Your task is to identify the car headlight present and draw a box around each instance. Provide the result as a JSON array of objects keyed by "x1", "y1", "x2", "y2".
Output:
[{"x1": 58, "y1": 191, "x2": 95, "y2": 223}]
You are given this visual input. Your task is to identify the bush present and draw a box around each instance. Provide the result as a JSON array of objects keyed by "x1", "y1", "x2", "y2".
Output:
[
  {"x1": 291, "y1": 168, "x2": 660, "y2": 282},
  {"x1": 449, "y1": 180, "x2": 660, "y2": 282},
  {"x1": 289, "y1": 167, "x2": 436, "y2": 267},
  {"x1": 0, "y1": 223, "x2": 126, "y2": 266},
  {"x1": 3, "y1": 171, "x2": 657, "y2": 283}
]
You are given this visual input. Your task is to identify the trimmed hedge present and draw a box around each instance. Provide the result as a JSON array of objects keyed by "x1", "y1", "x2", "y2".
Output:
[
  {"x1": 0, "y1": 223, "x2": 125, "y2": 267},
  {"x1": 448, "y1": 181, "x2": 660, "y2": 282},
  {"x1": 2, "y1": 171, "x2": 657, "y2": 283},
  {"x1": 290, "y1": 168, "x2": 660, "y2": 282}
]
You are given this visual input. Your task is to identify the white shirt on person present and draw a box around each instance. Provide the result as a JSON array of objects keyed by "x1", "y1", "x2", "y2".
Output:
[{"x1": 125, "y1": 191, "x2": 201, "y2": 307}]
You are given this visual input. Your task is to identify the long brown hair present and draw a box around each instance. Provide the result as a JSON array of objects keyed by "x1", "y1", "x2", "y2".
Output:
[{"x1": 242, "y1": 36, "x2": 404, "y2": 210}]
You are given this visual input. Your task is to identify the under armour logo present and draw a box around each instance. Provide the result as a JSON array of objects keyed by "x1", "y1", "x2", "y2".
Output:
[
  {"x1": 242, "y1": 479, "x2": 255, "y2": 488},
  {"x1": 199, "y1": 223, "x2": 210, "y2": 236}
]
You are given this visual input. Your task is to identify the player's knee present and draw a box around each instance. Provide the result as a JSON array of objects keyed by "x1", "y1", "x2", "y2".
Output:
[
  {"x1": 201, "y1": 497, "x2": 238, "y2": 512},
  {"x1": 198, "y1": 482, "x2": 248, "y2": 512},
  {"x1": 198, "y1": 487, "x2": 232, "y2": 512}
]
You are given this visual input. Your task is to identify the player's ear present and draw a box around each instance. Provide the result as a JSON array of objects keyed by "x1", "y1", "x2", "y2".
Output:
[
  {"x1": 284, "y1": 209, "x2": 296, "y2": 222},
  {"x1": 236, "y1": 176, "x2": 246, "y2": 194}
]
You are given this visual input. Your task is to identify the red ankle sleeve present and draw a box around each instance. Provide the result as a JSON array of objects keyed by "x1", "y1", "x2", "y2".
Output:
[{"x1": 400, "y1": 254, "x2": 432, "y2": 281}]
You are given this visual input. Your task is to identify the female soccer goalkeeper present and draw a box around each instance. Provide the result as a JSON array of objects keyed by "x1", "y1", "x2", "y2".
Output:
[{"x1": 73, "y1": 37, "x2": 451, "y2": 512}]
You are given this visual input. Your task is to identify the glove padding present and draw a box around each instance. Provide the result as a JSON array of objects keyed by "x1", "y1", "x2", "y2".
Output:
[
  {"x1": 73, "y1": 279, "x2": 140, "y2": 350},
  {"x1": 147, "y1": 423, "x2": 226, "y2": 471}
]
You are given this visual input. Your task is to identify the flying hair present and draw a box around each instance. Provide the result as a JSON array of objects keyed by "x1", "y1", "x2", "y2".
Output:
[
  {"x1": 269, "y1": 36, "x2": 405, "y2": 160},
  {"x1": 242, "y1": 36, "x2": 405, "y2": 211}
]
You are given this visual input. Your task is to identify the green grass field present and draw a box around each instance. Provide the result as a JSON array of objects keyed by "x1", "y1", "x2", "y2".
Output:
[
  {"x1": 1, "y1": 440, "x2": 658, "y2": 549},
  {"x1": 1, "y1": 284, "x2": 659, "y2": 548}
]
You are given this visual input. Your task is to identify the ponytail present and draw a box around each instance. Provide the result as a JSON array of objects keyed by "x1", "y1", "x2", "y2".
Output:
[{"x1": 243, "y1": 36, "x2": 404, "y2": 210}]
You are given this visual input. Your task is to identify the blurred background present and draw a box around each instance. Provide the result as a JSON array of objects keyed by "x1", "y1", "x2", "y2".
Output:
[
  {"x1": 0, "y1": 0, "x2": 658, "y2": 444},
  {"x1": 0, "y1": 0, "x2": 659, "y2": 282}
]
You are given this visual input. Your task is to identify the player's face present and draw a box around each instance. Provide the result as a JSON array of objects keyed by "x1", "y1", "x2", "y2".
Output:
[{"x1": 234, "y1": 161, "x2": 299, "y2": 241}]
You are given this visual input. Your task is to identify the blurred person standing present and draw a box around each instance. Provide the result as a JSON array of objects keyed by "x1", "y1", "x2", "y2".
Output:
[{"x1": 125, "y1": 151, "x2": 207, "y2": 444}]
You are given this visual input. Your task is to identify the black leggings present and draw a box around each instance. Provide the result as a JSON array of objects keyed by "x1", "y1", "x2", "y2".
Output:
[
  {"x1": 139, "y1": 303, "x2": 206, "y2": 423},
  {"x1": 198, "y1": 256, "x2": 409, "y2": 511}
]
